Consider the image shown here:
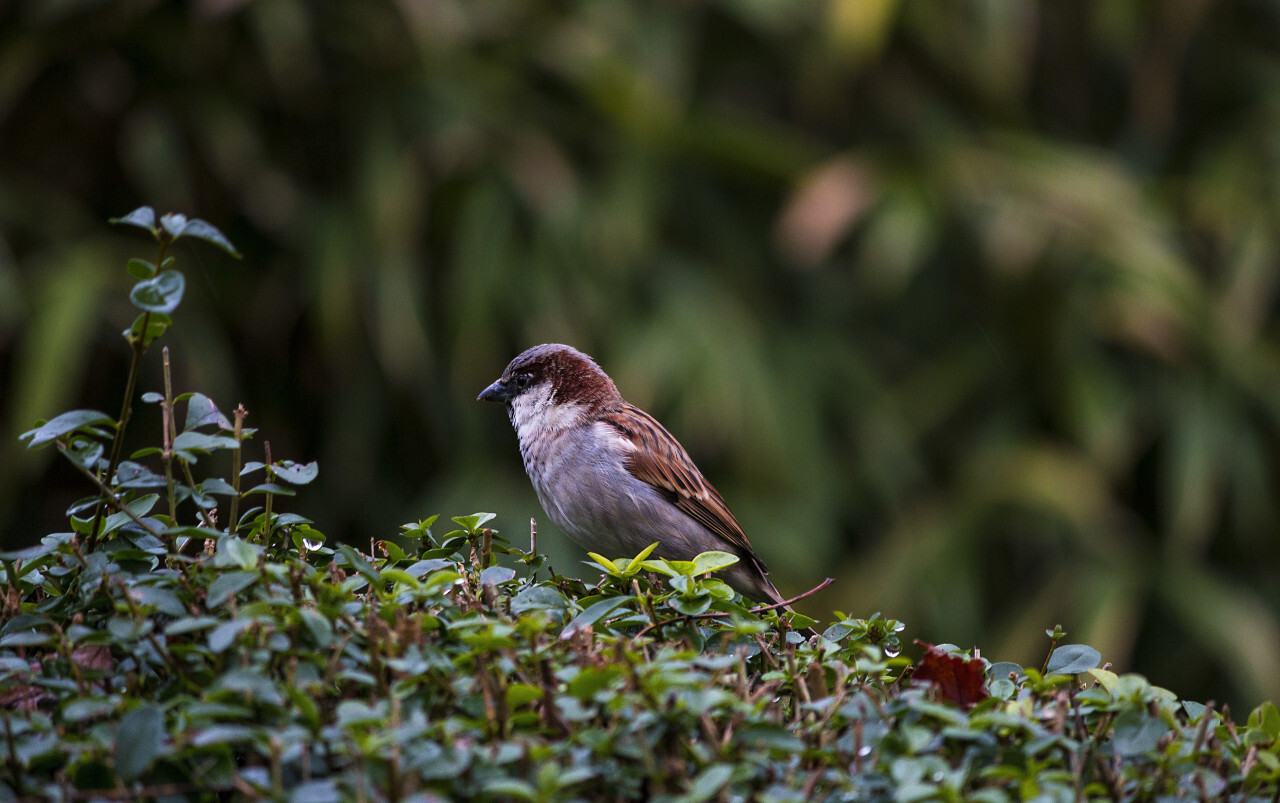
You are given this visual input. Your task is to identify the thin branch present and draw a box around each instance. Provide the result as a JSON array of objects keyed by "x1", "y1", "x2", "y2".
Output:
[
  {"x1": 87, "y1": 238, "x2": 169, "y2": 551},
  {"x1": 59, "y1": 441, "x2": 159, "y2": 537},
  {"x1": 748, "y1": 577, "x2": 834, "y2": 614}
]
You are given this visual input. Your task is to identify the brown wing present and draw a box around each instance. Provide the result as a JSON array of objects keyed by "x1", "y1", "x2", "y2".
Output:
[{"x1": 607, "y1": 403, "x2": 768, "y2": 575}]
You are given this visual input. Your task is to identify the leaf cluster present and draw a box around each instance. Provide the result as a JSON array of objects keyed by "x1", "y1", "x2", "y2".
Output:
[{"x1": 4, "y1": 514, "x2": 1280, "y2": 801}]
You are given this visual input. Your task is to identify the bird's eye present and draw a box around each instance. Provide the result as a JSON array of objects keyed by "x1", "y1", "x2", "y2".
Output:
[{"x1": 514, "y1": 373, "x2": 532, "y2": 389}]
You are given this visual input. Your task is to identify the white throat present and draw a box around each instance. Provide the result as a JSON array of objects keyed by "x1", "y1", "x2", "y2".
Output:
[{"x1": 508, "y1": 382, "x2": 585, "y2": 443}]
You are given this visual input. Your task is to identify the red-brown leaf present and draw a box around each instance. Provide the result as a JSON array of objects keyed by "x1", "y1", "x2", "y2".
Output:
[
  {"x1": 912, "y1": 640, "x2": 989, "y2": 709},
  {"x1": 72, "y1": 645, "x2": 114, "y2": 672},
  {"x1": 0, "y1": 682, "x2": 49, "y2": 713}
]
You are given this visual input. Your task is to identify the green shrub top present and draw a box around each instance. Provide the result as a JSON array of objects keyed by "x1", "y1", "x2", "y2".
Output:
[
  {"x1": 3, "y1": 212, "x2": 1278, "y2": 801},
  {"x1": 4, "y1": 510, "x2": 1280, "y2": 801}
]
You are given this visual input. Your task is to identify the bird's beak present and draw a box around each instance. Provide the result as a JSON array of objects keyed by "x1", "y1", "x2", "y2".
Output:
[{"x1": 477, "y1": 378, "x2": 512, "y2": 403}]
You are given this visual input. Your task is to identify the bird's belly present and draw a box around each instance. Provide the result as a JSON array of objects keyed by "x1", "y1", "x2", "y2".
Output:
[{"x1": 526, "y1": 436, "x2": 701, "y2": 560}]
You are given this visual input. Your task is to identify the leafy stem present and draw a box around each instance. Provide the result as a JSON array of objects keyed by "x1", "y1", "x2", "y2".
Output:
[
  {"x1": 87, "y1": 237, "x2": 169, "y2": 551},
  {"x1": 160, "y1": 348, "x2": 218, "y2": 536}
]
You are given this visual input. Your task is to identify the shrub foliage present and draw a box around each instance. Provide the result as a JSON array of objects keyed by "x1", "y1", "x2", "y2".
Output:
[{"x1": 3, "y1": 215, "x2": 1279, "y2": 800}]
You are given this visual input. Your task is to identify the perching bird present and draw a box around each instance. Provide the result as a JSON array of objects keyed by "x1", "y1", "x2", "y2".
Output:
[{"x1": 478, "y1": 343, "x2": 790, "y2": 607}]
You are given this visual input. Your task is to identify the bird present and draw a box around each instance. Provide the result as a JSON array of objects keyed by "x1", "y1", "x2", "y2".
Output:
[{"x1": 477, "y1": 343, "x2": 792, "y2": 609}]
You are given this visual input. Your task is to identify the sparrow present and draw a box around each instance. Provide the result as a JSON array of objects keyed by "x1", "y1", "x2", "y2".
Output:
[{"x1": 478, "y1": 343, "x2": 790, "y2": 607}]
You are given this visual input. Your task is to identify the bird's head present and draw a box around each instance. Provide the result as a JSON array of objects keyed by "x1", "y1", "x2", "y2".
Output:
[{"x1": 478, "y1": 344, "x2": 622, "y2": 431}]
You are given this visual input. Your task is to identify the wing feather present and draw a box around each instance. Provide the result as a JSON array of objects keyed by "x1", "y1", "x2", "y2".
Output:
[{"x1": 606, "y1": 403, "x2": 767, "y2": 575}]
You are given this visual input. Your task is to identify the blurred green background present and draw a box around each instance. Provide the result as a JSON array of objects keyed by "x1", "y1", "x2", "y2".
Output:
[{"x1": 3, "y1": 1, "x2": 1280, "y2": 712}]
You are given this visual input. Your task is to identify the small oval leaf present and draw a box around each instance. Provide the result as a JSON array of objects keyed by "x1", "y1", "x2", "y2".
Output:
[
  {"x1": 115, "y1": 703, "x2": 165, "y2": 781},
  {"x1": 21, "y1": 410, "x2": 116, "y2": 449},
  {"x1": 1046, "y1": 644, "x2": 1102, "y2": 675},
  {"x1": 129, "y1": 271, "x2": 185, "y2": 313},
  {"x1": 110, "y1": 206, "x2": 157, "y2": 232}
]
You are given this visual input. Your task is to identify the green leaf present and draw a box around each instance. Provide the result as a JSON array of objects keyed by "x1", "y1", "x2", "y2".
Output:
[
  {"x1": 131, "y1": 585, "x2": 186, "y2": 617},
  {"x1": 625, "y1": 542, "x2": 661, "y2": 573},
  {"x1": 480, "y1": 566, "x2": 517, "y2": 586},
  {"x1": 164, "y1": 616, "x2": 220, "y2": 636},
  {"x1": 185, "y1": 393, "x2": 231, "y2": 431},
  {"x1": 64, "y1": 437, "x2": 103, "y2": 471},
  {"x1": 378, "y1": 539, "x2": 407, "y2": 562},
  {"x1": 0, "y1": 543, "x2": 57, "y2": 562},
  {"x1": 1182, "y1": 700, "x2": 1207, "y2": 721},
  {"x1": 287, "y1": 780, "x2": 340, "y2": 803},
  {"x1": 20, "y1": 410, "x2": 116, "y2": 449},
  {"x1": 422, "y1": 569, "x2": 462, "y2": 591},
  {"x1": 692, "y1": 551, "x2": 740, "y2": 575},
  {"x1": 126, "y1": 494, "x2": 160, "y2": 518},
  {"x1": 404, "y1": 558, "x2": 452, "y2": 577},
  {"x1": 510, "y1": 586, "x2": 569, "y2": 617},
  {"x1": 172, "y1": 431, "x2": 239, "y2": 454},
  {"x1": 734, "y1": 724, "x2": 806, "y2": 752},
  {"x1": 107, "y1": 617, "x2": 152, "y2": 641},
  {"x1": 479, "y1": 780, "x2": 537, "y2": 801},
  {"x1": 115, "y1": 704, "x2": 164, "y2": 781},
  {"x1": 115, "y1": 462, "x2": 166, "y2": 488},
  {"x1": 207, "y1": 572, "x2": 258, "y2": 607},
  {"x1": 1111, "y1": 708, "x2": 1170, "y2": 757},
  {"x1": 566, "y1": 666, "x2": 624, "y2": 700},
  {"x1": 110, "y1": 206, "x2": 157, "y2": 232},
  {"x1": 190, "y1": 724, "x2": 255, "y2": 747},
  {"x1": 123, "y1": 311, "x2": 172, "y2": 346},
  {"x1": 461, "y1": 628, "x2": 518, "y2": 651},
  {"x1": 272, "y1": 461, "x2": 319, "y2": 485},
  {"x1": 505, "y1": 683, "x2": 544, "y2": 707},
  {"x1": 452, "y1": 512, "x2": 496, "y2": 534},
  {"x1": 336, "y1": 700, "x2": 383, "y2": 728},
  {"x1": 400, "y1": 516, "x2": 439, "y2": 538},
  {"x1": 299, "y1": 609, "x2": 332, "y2": 648},
  {"x1": 100, "y1": 494, "x2": 161, "y2": 537},
  {"x1": 130, "y1": 270, "x2": 185, "y2": 314},
  {"x1": 160, "y1": 212, "x2": 188, "y2": 237},
  {"x1": 199, "y1": 477, "x2": 238, "y2": 496},
  {"x1": 215, "y1": 536, "x2": 261, "y2": 570},
  {"x1": 126, "y1": 258, "x2": 156, "y2": 279},
  {"x1": 3, "y1": 614, "x2": 53, "y2": 635},
  {"x1": 562, "y1": 596, "x2": 634, "y2": 638},
  {"x1": 1046, "y1": 644, "x2": 1101, "y2": 675},
  {"x1": 641, "y1": 558, "x2": 695, "y2": 577},
  {"x1": 586, "y1": 552, "x2": 618, "y2": 572},
  {"x1": 337, "y1": 544, "x2": 380, "y2": 584},
  {"x1": 1088, "y1": 667, "x2": 1119, "y2": 697},
  {"x1": 669, "y1": 593, "x2": 714, "y2": 615},
  {"x1": 1248, "y1": 701, "x2": 1280, "y2": 740},
  {"x1": 63, "y1": 698, "x2": 118, "y2": 723},
  {"x1": 684, "y1": 764, "x2": 734, "y2": 802},
  {"x1": 0, "y1": 630, "x2": 54, "y2": 647},
  {"x1": 215, "y1": 669, "x2": 283, "y2": 705},
  {"x1": 245, "y1": 483, "x2": 296, "y2": 496},
  {"x1": 175, "y1": 217, "x2": 242, "y2": 257}
]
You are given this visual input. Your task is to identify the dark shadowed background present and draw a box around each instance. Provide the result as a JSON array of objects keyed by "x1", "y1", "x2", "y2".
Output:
[{"x1": 2, "y1": 1, "x2": 1279, "y2": 713}]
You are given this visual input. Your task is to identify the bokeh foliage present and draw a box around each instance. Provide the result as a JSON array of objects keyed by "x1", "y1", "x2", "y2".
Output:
[{"x1": 2, "y1": 1, "x2": 1280, "y2": 712}]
